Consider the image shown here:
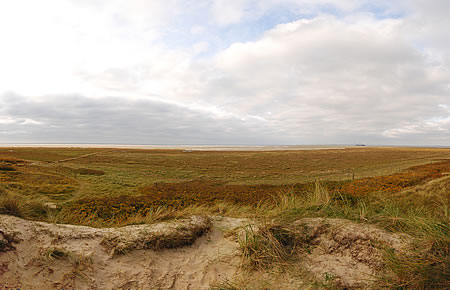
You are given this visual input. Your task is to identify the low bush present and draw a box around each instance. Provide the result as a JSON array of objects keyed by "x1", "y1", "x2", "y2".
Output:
[
  {"x1": 239, "y1": 224, "x2": 300, "y2": 269},
  {"x1": 24, "y1": 201, "x2": 50, "y2": 219},
  {"x1": 76, "y1": 168, "x2": 105, "y2": 176},
  {"x1": 0, "y1": 197, "x2": 23, "y2": 217}
]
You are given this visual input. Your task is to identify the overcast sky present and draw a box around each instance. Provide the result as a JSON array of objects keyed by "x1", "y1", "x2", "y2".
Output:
[{"x1": 0, "y1": 0, "x2": 449, "y2": 145}]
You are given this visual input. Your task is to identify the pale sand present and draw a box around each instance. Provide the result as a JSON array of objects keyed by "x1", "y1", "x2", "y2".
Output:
[{"x1": 1, "y1": 214, "x2": 412, "y2": 289}]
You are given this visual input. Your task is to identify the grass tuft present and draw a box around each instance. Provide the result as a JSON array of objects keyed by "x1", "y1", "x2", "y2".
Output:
[
  {"x1": 238, "y1": 223, "x2": 300, "y2": 269},
  {"x1": 0, "y1": 165, "x2": 15, "y2": 171},
  {"x1": 45, "y1": 248, "x2": 71, "y2": 261},
  {"x1": 384, "y1": 236, "x2": 449, "y2": 288},
  {"x1": 308, "y1": 181, "x2": 331, "y2": 206},
  {"x1": 0, "y1": 196, "x2": 23, "y2": 217}
]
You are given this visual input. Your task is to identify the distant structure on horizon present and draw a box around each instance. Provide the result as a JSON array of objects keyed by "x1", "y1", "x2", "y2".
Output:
[{"x1": 355, "y1": 144, "x2": 366, "y2": 146}]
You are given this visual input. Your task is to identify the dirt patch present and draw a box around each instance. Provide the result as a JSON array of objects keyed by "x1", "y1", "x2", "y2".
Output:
[{"x1": 292, "y1": 218, "x2": 411, "y2": 288}]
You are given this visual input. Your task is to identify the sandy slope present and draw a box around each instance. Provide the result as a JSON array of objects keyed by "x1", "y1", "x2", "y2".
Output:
[
  {"x1": 0, "y1": 214, "x2": 411, "y2": 289},
  {"x1": 0, "y1": 215, "x2": 247, "y2": 289}
]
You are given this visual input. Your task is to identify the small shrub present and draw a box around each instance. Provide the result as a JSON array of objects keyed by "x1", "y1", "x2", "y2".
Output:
[
  {"x1": 45, "y1": 248, "x2": 71, "y2": 260},
  {"x1": 0, "y1": 165, "x2": 15, "y2": 171},
  {"x1": 0, "y1": 158, "x2": 24, "y2": 165},
  {"x1": 238, "y1": 224, "x2": 300, "y2": 269},
  {"x1": 0, "y1": 197, "x2": 23, "y2": 217},
  {"x1": 76, "y1": 168, "x2": 105, "y2": 176},
  {"x1": 308, "y1": 181, "x2": 330, "y2": 206},
  {"x1": 0, "y1": 230, "x2": 19, "y2": 252},
  {"x1": 24, "y1": 201, "x2": 49, "y2": 219},
  {"x1": 384, "y1": 237, "x2": 449, "y2": 288}
]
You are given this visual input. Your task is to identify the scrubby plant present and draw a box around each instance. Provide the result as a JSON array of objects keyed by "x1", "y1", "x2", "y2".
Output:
[
  {"x1": 0, "y1": 165, "x2": 15, "y2": 171},
  {"x1": 76, "y1": 168, "x2": 105, "y2": 176},
  {"x1": 0, "y1": 196, "x2": 23, "y2": 217},
  {"x1": 238, "y1": 224, "x2": 301, "y2": 269},
  {"x1": 23, "y1": 200, "x2": 50, "y2": 219},
  {"x1": 45, "y1": 247, "x2": 71, "y2": 261}
]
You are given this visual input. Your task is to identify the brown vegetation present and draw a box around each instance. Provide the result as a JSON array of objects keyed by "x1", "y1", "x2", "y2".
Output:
[{"x1": 0, "y1": 147, "x2": 448, "y2": 288}]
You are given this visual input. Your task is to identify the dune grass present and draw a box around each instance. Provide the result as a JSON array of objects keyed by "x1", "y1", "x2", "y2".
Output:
[
  {"x1": 1, "y1": 177, "x2": 448, "y2": 288},
  {"x1": 0, "y1": 147, "x2": 448, "y2": 287},
  {"x1": 209, "y1": 176, "x2": 449, "y2": 288}
]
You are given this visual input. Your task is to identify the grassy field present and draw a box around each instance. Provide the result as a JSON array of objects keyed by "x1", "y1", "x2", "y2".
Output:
[
  {"x1": 0, "y1": 146, "x2": 449, "y2": 287},
  {"x1": 0, "y1": 146, "x2": 449, "y2": 221}
]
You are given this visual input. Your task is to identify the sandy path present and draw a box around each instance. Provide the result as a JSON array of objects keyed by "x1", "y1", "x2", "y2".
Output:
[{"x1": 55, "y1": 149, "x2": 117, "y2": 163}]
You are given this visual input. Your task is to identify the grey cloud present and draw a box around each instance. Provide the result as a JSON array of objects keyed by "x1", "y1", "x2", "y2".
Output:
[{"x1": 0, "y1": 93, "x2": 276, "y2": 145}]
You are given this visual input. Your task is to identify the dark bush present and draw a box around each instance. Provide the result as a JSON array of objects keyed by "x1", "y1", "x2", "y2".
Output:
[
  {"x1": 76, "y1": 168, "x2": 105, "y2": 176},
  {"x1": 0, "y1": 198, "x2": 23, "y2": 217}
]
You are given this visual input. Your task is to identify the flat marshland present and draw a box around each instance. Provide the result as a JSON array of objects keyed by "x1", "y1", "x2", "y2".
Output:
[{"x1": 0, "y1": 146, "x2": 449, "y2": 288}]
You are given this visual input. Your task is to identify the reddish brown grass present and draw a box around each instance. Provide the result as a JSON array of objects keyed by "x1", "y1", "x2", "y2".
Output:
[{"x1": 58, "y1": 160, "x2": 450, "y2": 225}]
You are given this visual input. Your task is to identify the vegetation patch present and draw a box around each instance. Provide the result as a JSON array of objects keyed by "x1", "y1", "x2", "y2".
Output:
[
  {"x1": 340, "y1": 160, "x2": 450, "y2": 196},
  {"x1": 383, "y1": 221, "x2": 449, "y2": 289},
  {"x1": 0, "y1": 230, "x2": 19, "y2": 252},
  {"x1": 76, "y1": 168, "x2": 105, "y2": 176},
  {"x1": 0, "y1": 157, "x2": 26, "y2": 165},
  {"x1": 238, "y1": 224, "x2": 301, "y2": 269},
  {"x1": 44, "y1": 160, "x2": 450, "y2": 226},
  {"x1": 44, "y1": 247, "x2": 71, "y2": 261},
  {"x1": 0, "y1": 197, "x2": 23, "y2": 217}
]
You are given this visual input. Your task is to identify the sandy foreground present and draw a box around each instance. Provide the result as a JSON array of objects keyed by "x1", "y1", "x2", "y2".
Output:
[{"x1": 1, "y1": 214, "x2": 410, "y2": 289}]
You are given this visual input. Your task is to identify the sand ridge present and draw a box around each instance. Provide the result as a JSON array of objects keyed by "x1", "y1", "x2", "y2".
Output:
[
  {"x1": 0, "y1": 215, "x2": 245, "y2": 289},
  {"x1": 0, "y1": 215, "x2": 412, "y2": 289}
]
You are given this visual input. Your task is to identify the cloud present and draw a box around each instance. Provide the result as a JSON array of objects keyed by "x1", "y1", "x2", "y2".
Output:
[
  {"x1": 191, "y1": 26, "x2": 207, "y2": 35},
  {"x1": 208, "y1": 0, "x2": 380, "y2": 27},
  {"x1": 0, "y1": 93, "x2": 274, "y2": 144},
  {"x1": 210, "y1": 0, "x2": 248, "y2": 26},
  {"x1": 193, "y1": 42, "x2": 210, "y2": 54},
  {"x1": 194, "y1": 14, "x2": 449, "y2": 144},
  {"x1": 0, "y1": 0, "x2": 448, "y2": 145}
]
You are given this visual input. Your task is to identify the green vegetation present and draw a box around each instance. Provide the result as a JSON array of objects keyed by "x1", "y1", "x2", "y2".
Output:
[{"x1": 0, "y1": 146, "x2": 449, "y2": 287}]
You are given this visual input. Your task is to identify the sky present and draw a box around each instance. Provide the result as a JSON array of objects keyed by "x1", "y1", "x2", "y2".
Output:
[{"x1": 0, "y1": 0, "x2": 449, "y2": 145}]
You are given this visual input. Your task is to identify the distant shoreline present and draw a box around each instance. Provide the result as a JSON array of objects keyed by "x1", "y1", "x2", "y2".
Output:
[
  {"x1": 0, "y1": 144, "x2": 351, "y2": 151},
  {"x1": 0, "y1": 144, "x2": 448, "y2": 151}
]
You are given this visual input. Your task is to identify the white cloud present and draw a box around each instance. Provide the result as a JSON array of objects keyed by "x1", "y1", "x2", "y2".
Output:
[
  {"x1": 0, "y1": 119, "x2": 16, "y2": 125},
  {"x1": 210, "y1": 0, "x2": 248, "y2": 26},
  {"x1": 0, "y1": 0, "x2": 186, "y2": 96},
  {"x1": 193, "y1": 42, "x2": 210, "y2": 54},
  {"x1": 208, "y1": 0, "x2": 377, "y2": 27},
  {"x1": 191, "y1": 26, "x2": 206, "y2": 35}
]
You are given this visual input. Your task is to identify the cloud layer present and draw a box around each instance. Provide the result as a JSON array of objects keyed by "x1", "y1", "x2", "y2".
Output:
[{"x1": 0, "y1": 0, "x2": 448, "y2": 145}]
